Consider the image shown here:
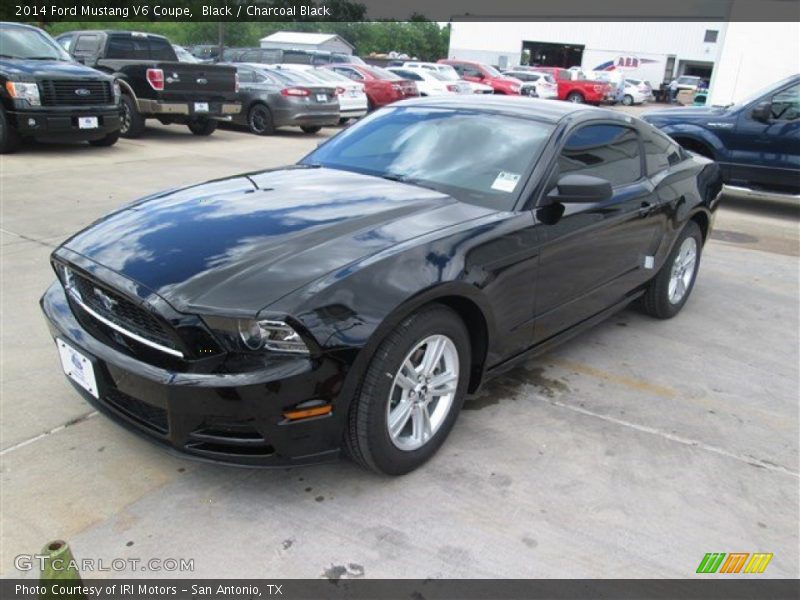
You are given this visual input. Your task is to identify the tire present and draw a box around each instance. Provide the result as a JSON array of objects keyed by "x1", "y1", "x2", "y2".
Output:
[
  {"x1": 119, "y1": 95, "x2": 145, "y2": 138},
  {"x1": 0, "y1": 107, "x2": 21, "y2": 154},
  {"x1": 345, "y1": 305, "x2": 471, "y2": 475},
  {"x1": 566, "y1": 92, "x2": 585, "y2": 103},
  {"x1": 247, "y1": 103, "x2": 274, "y2": 135},
  {"x1": 640, "y1": 221, "x2": 703, "y2": 319},
  {"x1": 338, "y1": 117, "x2": 350, "y2": 126},
  {"x1": 301, "y1": 125, "x2": 322, "y2": 134},
  {"x1": 88, "y1": 130, "x2": 120, "y2": 147},
  {"x1": 187, "y1": 118, "x2": 217, "y2": 136},
  {"x1": 622, "y1": 94, "x2": 634, "y2": 106}
]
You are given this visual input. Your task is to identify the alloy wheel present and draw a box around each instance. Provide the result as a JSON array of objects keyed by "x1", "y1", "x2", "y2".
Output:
[
  {"x1": 386, "y1": 334, "x2": 459, "y2": 451},
  {"x1": 668, "y1": 237, "x2": 698, "y2": 304}
]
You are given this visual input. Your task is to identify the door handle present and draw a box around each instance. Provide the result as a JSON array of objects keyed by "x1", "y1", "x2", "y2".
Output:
[{"x1": 638, "y1": 201, "x2": 653, "y2": 217}]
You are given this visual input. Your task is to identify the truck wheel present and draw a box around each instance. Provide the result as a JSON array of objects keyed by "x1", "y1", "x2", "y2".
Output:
[
  {"x1": 566, "y1": 92, "x2": 585, "y2": 103},
  {"x1": 247, "y1": 104, "x2": 274, "y2": 135},
  {"x1": 187, "y1": 118, "x2": 218, "y2": 136},
  {"x1": 88, "y1": 130, "x2": 120, "y2": 147},
  {"x1": 300, "y1": 126, "x2": 322, "y2": 134},
  {"x1": 120, "y1": 95, "x2": 145, "y2": 138},
  {"x1": 622, "y1": 94, "x2": 634, "y2": 106},
  {"x1": 0, "y1": 108, "x2": 21, "y2": 154}
]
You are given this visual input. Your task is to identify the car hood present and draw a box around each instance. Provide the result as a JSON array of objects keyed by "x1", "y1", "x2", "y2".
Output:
[
  {"x1": 61, "y1": 167, "x2": 494, "y2": 315},
  {"x1": 642, "y1": 105, "x2": 731, "y2": 121},
  {"x1": 0, "y1": 58, "x2": 109, "y2": 79}
]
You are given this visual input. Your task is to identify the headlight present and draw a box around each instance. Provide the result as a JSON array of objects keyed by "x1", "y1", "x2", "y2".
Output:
[
  {"x1": 203, "y1": 316, "x2": 310, "y2": 355},
  {"x1": 5, "y1": 81, "x2": 41, "y2": 106},
  {"x1": 113, "y1": 81, "x2": 121, "y2": 102}
]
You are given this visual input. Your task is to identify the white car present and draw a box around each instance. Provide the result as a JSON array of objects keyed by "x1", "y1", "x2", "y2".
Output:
[
  {"x1": 270, "y1": 63, "x2": 369, "y2": 122},
  {"x1": 621, "y1": 80, "x2": 650, "y2": 105},
  {"x1": 502, "y1": 70, "x2": 558, "y2": 99},
  {"x1": 400, "y1": 61, "x2": 474, "y2": 94},
  {"x1": 386, "y1": 67, "x2": 457, "y2": 96}
]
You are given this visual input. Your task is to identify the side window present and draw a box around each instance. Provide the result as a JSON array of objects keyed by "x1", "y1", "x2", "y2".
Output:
[
  {"x1": 57, "y1": 34, "x2": 74, "y2": 51},
  {"x1": 149, "y1": 38, "x2": 176, "y2": 61},
  {"x1": 237, "y1": 69, "x2": 255, "y2": 84},
  {"x1": 450, "y1": 64, "x2": 464, "y2": 75},
  {"x1": 559, "y1": 124, "x2": 642, "y2": 186},
  {"x1": 463, "y1": 66, "x2": 483, "y2": 78},
  {"x1": 396, "y1": 70, "x2": 421, "y2": 81},
  {"x1": 643, "y1": 130, "x2": 683, "y2": 175},
  {"x1": 73, "y1": 34, "x2": 99, "y2": 54},
  {"x1": 770, "y1": 83, "x2": 799, "y2": 121},
  {"x1": 333, "y1": 67, "x2": 362, "y2": 81}
]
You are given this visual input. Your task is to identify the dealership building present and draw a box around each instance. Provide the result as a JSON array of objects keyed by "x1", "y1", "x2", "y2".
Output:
[{"x1": 447, "y1": 20, "x2": 799, "y2": 105}]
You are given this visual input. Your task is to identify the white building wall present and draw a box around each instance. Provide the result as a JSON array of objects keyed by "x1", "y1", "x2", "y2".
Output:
[
  {"x1": 448, "y1": 21, "x2": 724, "y2": 69},
  {"x1": 708, "y1": 21, "x2": 800, "y2": 106}
]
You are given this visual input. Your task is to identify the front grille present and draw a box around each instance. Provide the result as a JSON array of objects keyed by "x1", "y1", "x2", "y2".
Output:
[
  {"x1": 40, "y1": 79, "x2": 113, "y2": 106},
  {"x1": 105, "y1": 388, "x2": 169, "y2": 434},
  {"x1": 69, "y1": 271, "x2": 180, "y2": 353}
]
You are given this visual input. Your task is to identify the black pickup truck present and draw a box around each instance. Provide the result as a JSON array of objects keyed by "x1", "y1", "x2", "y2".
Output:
[
  {"x1": 0, "y1": 23, "x2": 121, "y2": 153},
  {"x1": 56, "y1": 30, "x2": 240, "y2": 138}
]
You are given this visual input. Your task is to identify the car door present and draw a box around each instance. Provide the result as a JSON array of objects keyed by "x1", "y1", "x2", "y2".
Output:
[
  {"x1": 532, "y1": 122, "x2": 664, "y2": 343},
  {"x1": 727, "y1": 81, "x2": 800, "y2": 192}
]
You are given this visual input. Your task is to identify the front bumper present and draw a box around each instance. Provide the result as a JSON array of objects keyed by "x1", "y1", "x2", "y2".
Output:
[
  {"x1": 10, "y1": 107, "x2": 120, "y2": 140},
  {"x1": 137, "y1": 99, "x2": 241, "y2": 117},
  {"x1": 40, "y1": 282, "x2": 344, "y2": 467}
]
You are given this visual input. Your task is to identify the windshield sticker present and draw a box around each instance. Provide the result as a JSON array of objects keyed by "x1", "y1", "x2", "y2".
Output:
[{"x1": 491, "y1": 171, "x2": 521, "y2": 193}]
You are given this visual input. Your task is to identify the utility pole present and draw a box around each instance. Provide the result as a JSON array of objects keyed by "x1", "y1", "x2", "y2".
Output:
[{"x1": 218, "y1": 22, "x2": 225, "y2": 59}]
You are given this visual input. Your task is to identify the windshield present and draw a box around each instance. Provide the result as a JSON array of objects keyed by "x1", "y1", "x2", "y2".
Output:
[
  {"x1": 301, "y1": 107, "x2": 554, "y2": 209},
  {"x1": 0, "y1": 25, "x2": 70, "y2": 61},
  {"x1": 724, "y1": 76, "x2": 797, "y2": 109},
  {"x1": 435, "y1": 65, "x2": 460, "y2": 81},
  {"x1": 365, "y1": 66, "x2": 403, "y2": 80}
]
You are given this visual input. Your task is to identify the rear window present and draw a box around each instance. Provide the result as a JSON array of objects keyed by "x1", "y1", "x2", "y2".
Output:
[
  {"x1": 149, "y1": 38, "x2": 176, "y2": 61},
  {"x1": 364, "y1": 66, "x2": 402, "y2": 80},
  {"x1": 106, "y1": 36, "x2": 149, "y2": 59}
]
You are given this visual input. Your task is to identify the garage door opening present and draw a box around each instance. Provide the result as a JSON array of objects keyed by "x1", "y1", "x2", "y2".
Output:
[{"x1": 521, "y1": 41, "x2": 584, "y2": 69}]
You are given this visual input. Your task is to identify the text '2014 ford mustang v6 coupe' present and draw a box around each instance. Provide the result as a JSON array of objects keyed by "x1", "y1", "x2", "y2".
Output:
[{"x1": 41, "y1": 96, "x2": 722, "y2": 475}]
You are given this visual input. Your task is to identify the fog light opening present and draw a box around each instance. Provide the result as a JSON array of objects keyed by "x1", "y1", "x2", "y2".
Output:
[{"x1": 283, "y1": 401, "x2": 332, "y2": 421}]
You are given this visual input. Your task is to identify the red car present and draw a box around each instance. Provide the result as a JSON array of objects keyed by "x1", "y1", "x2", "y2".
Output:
[
  {"x1": 437, "y1": 59, "x2": 522, "y2": 95},
  {"x1": 325, "y1": 64, "x2": 418, "y2": 109},
  {"x1": 530, "y1": 67, "x2": 611, "y2": 104}
]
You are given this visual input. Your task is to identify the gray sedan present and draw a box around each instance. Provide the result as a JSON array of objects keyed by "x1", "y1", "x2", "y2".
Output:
[{"x1": 230, "y1": 63, "x2": 340, "y2": 135}]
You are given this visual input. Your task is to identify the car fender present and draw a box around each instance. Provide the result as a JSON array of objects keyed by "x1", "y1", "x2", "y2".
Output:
[{"x1": 658, "y1": 122, "x2": 725, "y2": 160}]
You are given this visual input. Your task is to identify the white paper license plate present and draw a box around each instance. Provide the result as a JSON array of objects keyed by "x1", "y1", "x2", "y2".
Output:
[
  {"x1": 316, "y1": 94, "x2": 327, "y2": 102},
  {"x1": 78, "y1": 116, "x2": 98, "y2": 129},
  {"x1": 57, "y1": 339, "x2": 98, "y2": 399},
  {"x1": 349, "y1": 90, "x2": 359, "y2": 97},
  {"x1": 194, "y1": 102, "x2": 209, "y2": 112}
]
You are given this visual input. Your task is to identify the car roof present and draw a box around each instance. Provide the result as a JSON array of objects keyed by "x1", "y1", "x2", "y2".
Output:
[{"x1": 391, "y1": 95, "x2": 632, "y2": 124}]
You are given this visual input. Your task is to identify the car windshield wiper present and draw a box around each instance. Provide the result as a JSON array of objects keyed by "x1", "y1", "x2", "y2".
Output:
[{"x1": 380, "y1": 172, "x2": 442, "y2": 193}]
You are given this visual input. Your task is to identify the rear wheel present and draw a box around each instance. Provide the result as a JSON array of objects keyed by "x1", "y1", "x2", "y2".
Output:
[
  {"x1": 301, "y1": 125, "x2": 322, "y2": 134},
  {"x1": 566, "y1": 92, "x2": 584, "y2": 103},
  {"x1": 0, "y1": 107, "x2": 21, "y2": 154},
  {"x1": 345, "y1": 305, "x2": 471, "y2": 475},
  {"x1": 119, "y1": 95, "x2": 145, "y2": 138},
  {"x1": 187, "y1": 118, "x2": 218, "y2": 136},
  {"x1": 247, "y1": 104, "x2": 274, "y2": 135},
  {"x1": 641, "y1": 221, "x2": 703, "y2": 319},
  {"x1": 88, "y1": 130, "x2": 120, "y2": 147}
]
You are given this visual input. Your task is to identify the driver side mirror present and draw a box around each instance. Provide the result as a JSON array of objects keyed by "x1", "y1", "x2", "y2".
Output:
[
  {"x1": 751, "y1": 101, "x2": 772, "y2": 123},
  {"x1": 547, "y1": 174, "x2": 613, "y2": 204}
]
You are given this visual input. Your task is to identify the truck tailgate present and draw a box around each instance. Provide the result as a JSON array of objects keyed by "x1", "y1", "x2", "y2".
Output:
[{"x1": 157, "y1": 62, "x2": 236, "y2": 95}]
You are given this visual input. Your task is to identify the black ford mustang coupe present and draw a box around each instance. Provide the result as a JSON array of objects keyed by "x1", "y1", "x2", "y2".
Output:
[{"x1": 41, "y1": 97, "x2": 722, "y2": 475}]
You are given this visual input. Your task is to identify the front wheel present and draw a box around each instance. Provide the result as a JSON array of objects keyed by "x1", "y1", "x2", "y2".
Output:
[
  {"x1": 640, "y1": 221, "x2": 703, "y2": 319},
  {"x1": 119, "y1": 95, "x2": 145, "y2": 138},
  {"x1": 622, "y1": 94, "x2": 634, "y2": 106},
  {"x1": 300, "y1": 125, "x2": 322, "y2": 134},
  {"x1": 187, "y1": 118, "x2": 218, "y2": 136},
  {"x1": 345, "y1": 305, "x2": 471, "y2": 475},
  {"x1": 0, "y1": 107, "x2": 21, "y2": 154}
]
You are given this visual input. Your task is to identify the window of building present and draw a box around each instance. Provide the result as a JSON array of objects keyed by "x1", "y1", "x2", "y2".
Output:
[{"x1": 704, "y1": 30, "x2": 719, "y2": 43}]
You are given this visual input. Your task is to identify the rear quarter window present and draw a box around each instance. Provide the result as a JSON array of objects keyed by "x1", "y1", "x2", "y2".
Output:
[{"x1": 643, "y1": 129, "x2": 684, "y2": 175}]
